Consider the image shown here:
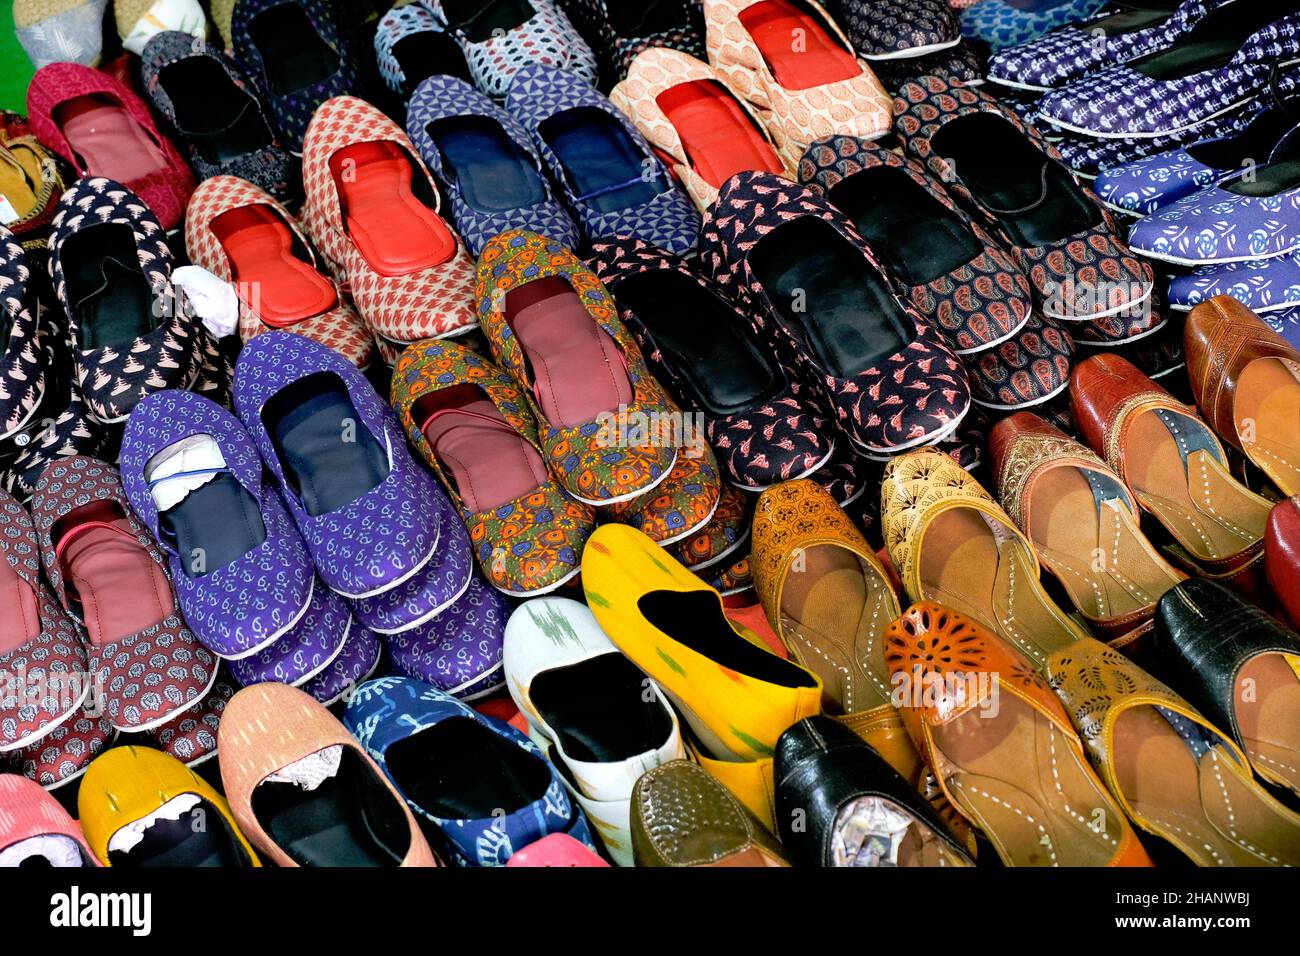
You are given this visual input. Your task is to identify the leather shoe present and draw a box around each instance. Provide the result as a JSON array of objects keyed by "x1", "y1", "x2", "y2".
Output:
[{"x1": 1267, "y1": 497, "x2": 1300, "y2": 627}]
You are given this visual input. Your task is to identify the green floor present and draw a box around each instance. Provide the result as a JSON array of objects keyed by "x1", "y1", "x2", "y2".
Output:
[{"x1": 2, "y1": 3, "x2": 36, "y2": 114}]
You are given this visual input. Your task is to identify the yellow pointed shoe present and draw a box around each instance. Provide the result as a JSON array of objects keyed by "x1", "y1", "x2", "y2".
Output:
[
  {"x1": 881, "y1": 449, "x2": 1091, "y2": 669},
  {"x1": 77, "y1": 746, "x2": 260, "y2": 867},
  {"x1": 582, "y1": 523, "x2": 822, "y2": 828},
  {"x1": 1047, "y1": 637, "x2": 1300, "y2": 867}
]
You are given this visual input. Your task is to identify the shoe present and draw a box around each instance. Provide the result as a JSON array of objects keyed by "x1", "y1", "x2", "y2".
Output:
[
  {"x1": 601, "y1": 448, "x2": 723, "y2": 545},
  {"x1": 1037, "y1": 1, "x2": 1300, "y2": 139},
  {"x1": 669, "y1": 484, "x2": 753, "y2": 572},
  {"x1": 505, "y1": 832, "x2": 610, "y2": 866},
  {"x1": 0, "y1": 112, "x2": 68, "y2": 256},
  {"x1": 775, "y1": 716, "x2": 974, "y2": 867},
  {"x1": 233, "y1": 332, "x2": 463, "y2": 604},
  {"x1": 46, "y1": 177, "x2": 205, "y2": 424},
  {"x1": 589, "y1": 237, "x2": 836, "y2": 490},
  {"x1": 1155, "y1": 578, "x2": 1300, "y2": 795},
  {"x1": 391, "y1": 338, "x2": 595, "y2": 596},
  {"x1": 703, "y1": 0, "x2": 893, "y2": 152},
  {"x1": 184, "y1": 175, "x2": 375, "y2": 368},
  {"x1": 1170, "y1": 253, "x2": 1300, "y2": 316},
  {"x1": 557, "y1": 0, "x2": 706, "y2": 82},
  {"x1": 144, "y1": 677, "x2": 234, "y2": 769},
  {"x1": 700, "y1": 171, "x2": 972, "y2": 457},
  {"x1": 0, "y1": 773, "x2": 97, "y2": 866},
  {"x1": 219, "y1": 682, "x2": 439, "y2": 866},
  {"x1": 374, "y1": 1, "x2": 472, "y2": 97},
  {"x1": 829, "y1": 0, "x2": 960, "y2": 60},
  {"x1": 404, "y1": 75, "x2": 582, "y2": 257},
  {"x1": 430, "y1": 0, "x2": 598, "y2": 98},
  {"x1": 967, "y1": 313, "x2": 1075, "y2": 409},
  {"x1": 610, "y1": 48, "x2": 797, "y2": 211},
  {"x1": 2, "y1": 697, "x2": 112, "y2": 788},
  {"x1": 140, "y1": 32, "x2": 297, "y2": 202},
  {"x1": 300, "y1": 622, "x2": 383, "y2": 707},
  {"x1": 119, "y1": 390, "x2": 316, "y2": 660},
  {"x1": 885, "y1": 602, "x2": 1153, "y2": 866},
  {"x1": 894, "y1": 75, "x2": 1155, "y2": 323},
  {"x1": 504, "y1": 597, "x2": 684, "y2": 866},
  {"x1": 344, "y1": 675, "x2": 596, "y2": 866},
  {"x1": 1045, "y1": 634, "x2": 1300, "y2": 866},
  {"x1": 31, "y1": 456, "x2": 217, "y2": 732},
  {"x1": 881, "y1": 449, "x2": 1092, "y2": 668},
  {"x1": 26, "y1": 64, "x2": 196, "y2": 231},
  {"x1": 1268, "y1": 497, "x2": 1300, "y2": 626},
  {"x1": 961, "y1": 0, "x2": 1114, "y2": 53},
  {"x1": 630, "y1": 759, "x2": 790, "y2": 866},
  {"x1": 582, "y1": 523, "x2": 822, "y2": 827},
  {"x1": 987, "y1": 0, "x2": 1221, "y2": 93},
  {"x1": 299, "y1": 96, "x2": 477, "y2": 349},
  {"x1": 868, "y1": 40, "x2": 986, "y2": 91},
  {"x1": 800, "y1": 135, "x2": 1035, "y2": 354},
  {"x1": 79, "y1": 746, "x2": 259, "y2": 867},
  {"x1": 1, "y1": 389, "x2": 107, "y2": 502},
  {"x1": 0, "y1": 231, "x2": 49, "y2": 444},
  {"x1": 13, "y1": 0, "x2": 107, "y2": 69},
  {"x1": 229, "y1": 0, "x2": 359, "y2": 151},
  {"x1": 475, "y1": 230, "x2": 679, "y2": 506},
  {"x1": 507, "y1": 64, "x2": 700, "y2": 254},
  {"x1": 1071, "y1": 353, "x2": 1273, "y2": 592},
  {"x1": 1186, "y1": 296, "x2": 1300, "y2": 495},
  {"x1": 990, "y1": 411, "x2": 1185, "y2": 648},
  {"x1": 226, "y1": 583, "x2": 353, "y2": 689}
]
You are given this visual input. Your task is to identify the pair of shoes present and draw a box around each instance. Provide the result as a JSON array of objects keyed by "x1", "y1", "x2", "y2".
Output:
[
  {"x1": 408, "y1": 64, "x2": 698, "y2": 257},
  {"x1": 558, "y1": 0, "x2": 706, "y2": 84}
]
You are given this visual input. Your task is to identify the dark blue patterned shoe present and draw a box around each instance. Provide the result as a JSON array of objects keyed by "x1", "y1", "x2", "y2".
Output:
[
  {"x1": 0, "y1": 229, "x2": 48, "y2": 445},
  {"x1": 961, "y1": 0, "x2": 1108, "y2": 53},
  {"x1": 831, "y1": 0, "x2": 960, "y2": 60},
  {"x1": 1170, "y1": 253, "x2": 1300, "y2": 315},
  {"x1": 557, "y1": 0, "x2": 706, "y2": 83}
]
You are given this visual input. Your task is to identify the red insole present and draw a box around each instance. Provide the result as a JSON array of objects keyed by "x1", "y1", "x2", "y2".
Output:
[
  {"x1": 0, "y1": 552, "x2": 40, "y2": 655},
  {"x1": 655, "y1": 80, "x2": 785, "y2": 188},
  {"x1": 506, "y1": 277, "x2": 633, "y2": 428},
  {"x1": 54, "y1": 95, "x2": 167, "y2": 181},
  {"x1": 739, "y1": 0, "x2": 862, "y2": 90},
  {"x1": 329, "y1": 140, "x2": 456, "y2": 278},
  {"x1": 418, "y1": 389, "x2": 549, "y2": 513},
  {"x1": 56, "y1": 504, "x2": 170, "y2": 647},
  {"x1": 212, "y1": 204, "x2": 338, "y2": 327}
]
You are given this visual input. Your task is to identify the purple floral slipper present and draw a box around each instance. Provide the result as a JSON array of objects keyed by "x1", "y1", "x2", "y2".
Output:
[
  {"x1": 226, "y1": 583, "x2": 352, "y2": 688},
  {"x1": 300, "y1": 623, "x2": 383, "y2": 708},
  {"x1": 387, "y1": 573, "x2": 508, "y2": 700}
]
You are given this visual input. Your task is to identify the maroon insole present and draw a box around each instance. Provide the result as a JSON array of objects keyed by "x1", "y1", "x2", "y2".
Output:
[
  {"x1": 58, "y1": 518, "x2": 171, "y2": 646},
  {"x1": 419, "y1": 395, "x2": 548, "y2": 513},
  {"x1": 0, "y1": 555, "x2": 40, "y2": 655}
]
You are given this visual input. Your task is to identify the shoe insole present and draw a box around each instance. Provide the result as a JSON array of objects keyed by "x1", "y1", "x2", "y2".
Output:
[
  {"x1": 608, "y1": 269, "x2": 782, "y2": 416},
  {"x1": 329, "y1": 140, "x2": 456, "y2": 278},
  {"x1": 1228, "y1": 158, "x2": 1300, "y2": 198},
  {"x1": 1029, "y1": 466, "x2": 1181, "y2": 621},
  {"x1": 416, "y1": 387, "x2": 548, "y2": 512},
  {"x1": 940, "y1": 691, "x2": 1129, "y2": 867},
  {"x1": 426, "y1": 115, "x2": 548, "y2": 214},
  {"x1": 1124, "y1": 409, "x2": 1270, "y2": 562},
  {"x1": 932, "y1": 112, "x2": 1100, "y2": 249},
  {"x1": 440, "y1": 0, "x2": 535, "y2": 43},
  {"x1": 0, "y1": 536, "x2": 40, "y2": 655},
  {"x1": 748, "y1": 215, "x2": 910, "y2": 379},
  {"x1": 261, "y1": 372, "x2": 390, "y2": 517},
  {"x1": 55, "y1": 501, "x2": 170, "y2": 646},
  {"x1": 609, "y1": 0, "x2": 686, "y2": 35},
  {"x1": 248, "y1": 3, "x2": 340, "y2": 95},
  {"x1": 1236, "y1": 653, "x2": 1300, "y2": 795},
  {"x1": 539, "y1": 106, "x2": 662, "y2": 213},
  {"x1": 530, "y1": 653, "x2": 675, "y2": 764},
  {"x1": 505, "y1": 276, "x2": 633, "y2": 427},
  {"x1": 655, "y1": 79, "x2": 785, "y2": 188},
  {"x1": 828, "y1": 165, "x2": 984, "y2": 287},
  {"x1": 158, "y1": 57, "x2": 273, "y2": 165},
  {"x1": 62, "y1": 222, "x2": 155, "y2": 349},
  {"x1": 0, "y1": 148, "x2": 37, "y2": 217},
  {"x1": 160, "y1": 474, "x2": 267, "y2": 579},
  {"x1": 393, "y1": 31, "x2": 472, "y2": 95},
  {"x1": 1235, "y1": 357, "x2": 1300, "y2": 496},
  {"x1": 1113, "y1": 705, "x2": 1300, "y2": 866},
  {"x1": 253, "y1": 748, "x2": 411, "y2": 866},
  {"x1": 1188, "y1": 98, "x2": 1300, "y2": 169},
  {"x1": 738, "y1": 0, "x2": 860, "y2": 91},
  {"x1": 213, "y1": 204, "x2": 338, "y2": 327},
  {"x1": 1127, "y1": 0, "x2": 1295, "y2": 84},
  {"x1": 53, "y1": 95, "x2": 167, "y2": 181},
  {"x1": 385, "y1": 715, "x2": 551, "y2": 820},
  {"x1": 778, "y1": 543, "x2": 898, "y2": 714},
  {"x1": 920, "y1": 508, "x2": 1079, "y2": 668},
  {"x1": 108, "y1": 801, "x2": 254, "y2": 867}
]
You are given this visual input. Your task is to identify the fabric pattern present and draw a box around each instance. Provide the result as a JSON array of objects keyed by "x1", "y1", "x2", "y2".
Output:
[
  {"x1": 1127, "y1": 178, "x2": 1300, "y2": 264},
  {"x1": 14, "y1": 0, "x2": 108, "y2": 68},
  {"x1": 0, "y1": 230, "x2": 48, "y2": 442},
  {"x1": 868, "y1": 40, "x2": 985, "y2": 93},
  {"x1": 670, "y1": 483, "x2": 752, "y2": 570},
  {"x1": 299, "y1": 623, "x2": 382, "y2": 706},
  {"x1": 1169, "y1": 253, "x2": 1300, "y2": 313},
  {"x1": 386, "y1": 573, "x2": 508, "y2": 699},
  {"x1": 146, "y1": 677, "x2": 233, "y2": 766},
  {"x1": 557, "y1": 0, "x2": 706, "y2": 82},
  {"x1": 830, "y1": 0, "x2": 959, "y2": 58},
  {"x1": 3, "y1": 699, "x2": 112, "y2": 788},
  {"x1": 374, "y1": 1, "x2": 448, "y2": 95},
  {"x1": 969, "y1": 312, "x2": 1074, "y2": 409},
  {"x1": 225, "y1": 583, "x2": 351, "y2": 688},
  {"x1": 603, "y1": 445, "x2": 722, "y2": 544},
  {"x1": 961, "y1": 0, "x2": 1108, "y2": 52}
]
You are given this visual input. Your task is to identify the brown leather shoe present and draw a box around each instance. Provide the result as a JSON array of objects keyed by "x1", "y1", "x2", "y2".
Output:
[
  {"x1": 1186, "y1": 296, "x2": 1300, "y2": 497},
  {"x1": 1070, "y1": 353, "x2": 1272, "y2": 600},
  {"x1": 630, "y1": 760, "x2": 790, "y2": 867},
  {"x1": 990, "y1": 410, "x2": 1184, "y2": 651},
  {"x1": 1267, "y1": 497, "x2": 1300, "y2": 628}
]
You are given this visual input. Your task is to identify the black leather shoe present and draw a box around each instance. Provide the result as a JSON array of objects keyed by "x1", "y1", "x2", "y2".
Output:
[
  {"x1": 1155, "y1": 578, "x2": 1300, "y2": 795},
  {"x1": 774, "y1": 716, "x2": 973, "y2": 867}
]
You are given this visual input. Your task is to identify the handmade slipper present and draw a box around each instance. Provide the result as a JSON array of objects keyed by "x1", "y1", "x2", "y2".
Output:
[
  {"x1": 1, "y1": 697, "x2": 111, "y2": 790},
  {"x1": 299, "y1": 621, "x2": 382, "y2": 707},
  {"x1": 374, "y1": 1, "x2": 471, "y2": 97},
  {"x1": 226, "y1": 584, "x2": 352, "y2": 689},
  {"x1": 386, "y1": 572, "x2": 507, "y2": 700},
  {"x1": 0, "y1": 231, "x2": 49, "y2": 444},
  {"x1": 143, "y1": 677, "x2": 235, "y2": 769},
  {"x1": 0, "y1": 773, "x2": 98, "y2": 867}
]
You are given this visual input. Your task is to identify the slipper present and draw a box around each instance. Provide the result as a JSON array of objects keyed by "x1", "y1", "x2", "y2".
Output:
[
  {"x1": 961, "y1": 0, "x2": 1109, "y2": 53},
  {"x1": 833, "y1": 0, "x2": 961, "y2": 60},
  {"x1": 13, "y1": 0, "x2": 108, "y2": 69},
  {"x1": 967, "y1": 313, "x2": 1075, "y2": 410},
  {"x1": 120, "y1": 390, "x2": 316, "y2": 660},
  {"x1": 669, "y1": 483, "x2": 753, "y2": 572},
  {"x1": 1, "y1": 697, "x2": 110, "y2": 789},
  {"x1": 0, "y1": 773, "x2": 98, "y2": 867},
  {"x1": 226, "y1": 584, "x2": 352, "y2": 689},
  {"x1": 114, "y1": 0, "x2": 206, "y2": 54},
  {"x1": 507, "y1": 64, "x2": 700, "y2": 254},
  {"x1": 386, "y1": 573, "x2": 508, "y2": 699},
  {"x1": 31, "y1": 456, "x2": 218, "y2": 733},
  {"x1": 300, "y1": 622, "x2": 383, "y2": 707},
  {"x1": 601, "y1": 445, "x2": 723, "y2": 545},
  {"x1": 343, "y1": 675, "x2": 597, "y2": 867},
  {"x1": 143, "y1": 677, "x2": 235, "y2": 769},
  {"x1": 0, "y1": 230, "x2": 49, "y2": 444},
  {"x1": 374, "y1": 1, "x2": 472, "y2": 97},
  {"x1": 558, "y1": 0, "x2": 706, "y2": 83}
]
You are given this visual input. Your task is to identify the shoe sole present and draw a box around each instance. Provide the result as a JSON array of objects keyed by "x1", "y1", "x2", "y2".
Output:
[{"x1": 861, "y1": 37, "x2": 963, "y2": 60}]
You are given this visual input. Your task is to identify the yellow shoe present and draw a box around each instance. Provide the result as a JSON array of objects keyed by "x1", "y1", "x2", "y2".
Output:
[{"x1": 582, "y1": 523, "x2": 821, "y2": 828}]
